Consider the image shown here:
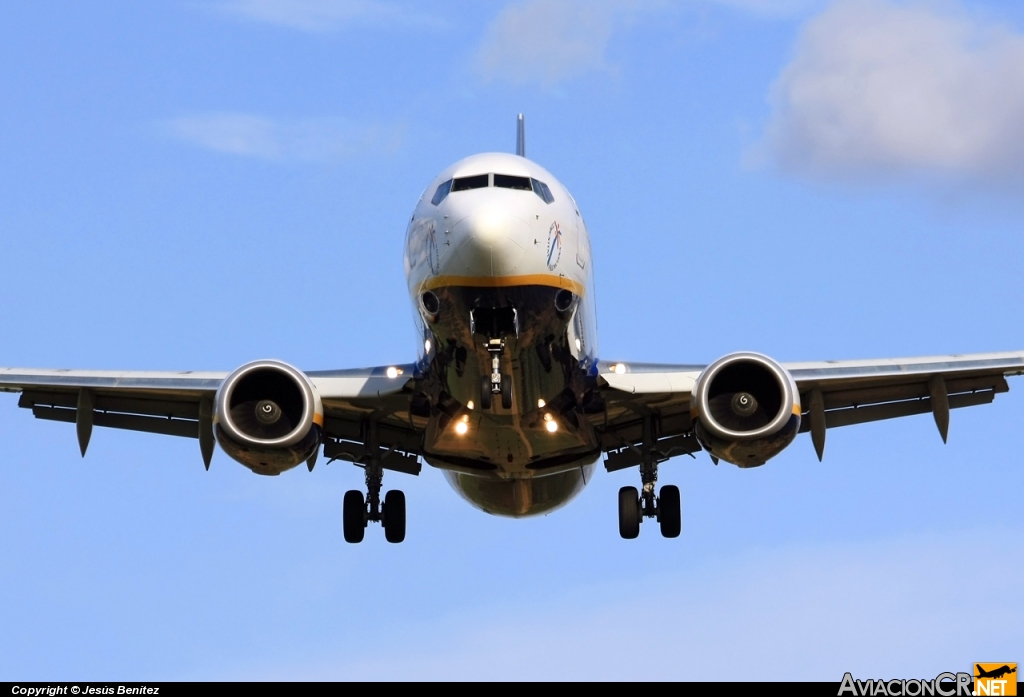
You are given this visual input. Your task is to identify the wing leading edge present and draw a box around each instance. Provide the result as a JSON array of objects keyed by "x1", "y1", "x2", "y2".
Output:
[
  {"x1": 594, "y1": 351, "x2": 1024, "y2": 467},
  {"x1": 0, "y1": 363, "x2": 423, "y2": 471},
  {"x1": 5, "y1": 350, "x2": 1023, "y2": 475}
]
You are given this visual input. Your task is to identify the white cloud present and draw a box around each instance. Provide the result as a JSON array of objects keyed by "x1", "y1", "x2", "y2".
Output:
[
  {"x1": 476, "y1": 0, "x2": 622, "y2": 87},
  {"x1": 709, "y1": 0, "x2": 823, "y2": 16},
  {"x1": 164, "y1": 113, "x2": 404, "y2": 161},
  {"x1": 763, "y1": 0, "x2": 1024, "y2": 182},
  {"x1": 218, "y1": 0, "x2": 437, "y2": 32},
  {"x1": 475, "y1": 0, "x2": 820, "y2": 88}
]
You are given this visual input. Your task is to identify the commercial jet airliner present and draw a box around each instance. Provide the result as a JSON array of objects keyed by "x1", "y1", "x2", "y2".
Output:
[{"x1": 3, "y1": 116, "x2": 1023, "y2": 543}]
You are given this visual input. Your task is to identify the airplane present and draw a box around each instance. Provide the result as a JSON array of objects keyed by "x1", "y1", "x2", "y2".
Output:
[
  {"x1": 3, "y1": 114, "x2": 1024, "y2": 544},
  {"x1": 976, "y1": 665, "x2": 1016, "y2": 680}
]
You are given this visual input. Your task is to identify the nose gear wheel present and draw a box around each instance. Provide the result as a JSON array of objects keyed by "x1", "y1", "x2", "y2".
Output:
[{"x1": 500, "y1": 374, "x2": 512, "y2": 409}]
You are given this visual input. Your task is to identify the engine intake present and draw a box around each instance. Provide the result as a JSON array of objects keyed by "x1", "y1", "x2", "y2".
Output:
[
  {"x1": 691, "y1": 352, "x2": 800, "y2": 467},
  {"x1": 214, "y1": 360, "x2": 323, "y2": 475}
]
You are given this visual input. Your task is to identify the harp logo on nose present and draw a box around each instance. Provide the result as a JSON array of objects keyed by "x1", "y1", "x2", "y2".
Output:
[
  {"x1": 546, "y1": 221, "x2": 562, "y2": 270},
  {"x1": 427, "y1": 224, "x2": 440, "y2": 275}
]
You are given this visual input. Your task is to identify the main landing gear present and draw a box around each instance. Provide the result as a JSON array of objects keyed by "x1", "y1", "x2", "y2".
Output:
[
  {"x1": 343, "y1": 462, "x2": 406, "y2": 543},
  {"x1": 343, "y1": 432, "x2": 406, "y2": 544},
  {"x1": 617, "y1": 484, "x2": 680, "y2": 539},
  {"x1": 617, "y1": 416, "x2": 681, "y2": 539}
]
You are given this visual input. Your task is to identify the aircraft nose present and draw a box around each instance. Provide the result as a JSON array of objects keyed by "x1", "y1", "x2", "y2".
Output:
[{"x1": 447, "y1": 208, "x2": 527, "y2": 277}]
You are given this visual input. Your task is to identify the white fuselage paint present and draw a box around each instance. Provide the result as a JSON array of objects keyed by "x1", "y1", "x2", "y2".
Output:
[
  {"x1": 405, "y1": 152, "x2": 598, "y2": 358},
  {"x1": 402, "y1": 153, "x2": 602, "y2": 516}
]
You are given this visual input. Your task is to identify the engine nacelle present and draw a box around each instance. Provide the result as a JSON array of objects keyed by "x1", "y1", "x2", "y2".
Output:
[
  {"x1": 691, "y1": 352, "x2": 800, "y2": 467},
  {"x1": 214, "y1": 360, "x2": 323, "y2": 476}
]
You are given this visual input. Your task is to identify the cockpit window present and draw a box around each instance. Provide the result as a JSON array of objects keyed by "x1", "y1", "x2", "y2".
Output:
[
  {"x1": 443, "y1": 173, "x2": 554, "y2": 201},
  {"x1": 431, "y1": 179, "x2": 453, "y2": 205},
  {"x1": 494, "y1": 174, "x2": 532, "y2": 190},
  {"x1": 451, "y1": 174, "x2": 489, "y2": 191},
  {"x1": 532, "y1": 178, "x2": 555, "y2": 204}
]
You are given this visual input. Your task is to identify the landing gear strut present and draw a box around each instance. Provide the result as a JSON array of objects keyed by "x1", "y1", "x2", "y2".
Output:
[
  {"x1": 480, "y1": 338, "x2": 513, "y2": 409},
  {"x1": 617, "y1": 416, "x2": 681, "y2": 539},
  {"x1": 343, "y1": 423, "x2": 406, "y2": 544}
]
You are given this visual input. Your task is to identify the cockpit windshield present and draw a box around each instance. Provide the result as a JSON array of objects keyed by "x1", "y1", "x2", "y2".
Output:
[
  {"x1": 531, "y1": 178, "x2": 555, "y2": 204},
  {"x1": 451, "y1": 174, "x2": 489, "y2": 191},
  {"x1": 494, "y1": 174, "x2": 532, "y2": 190},
  {"x1": 430, "y1": 173, "x2": 555, "y2": 205},
  {"x1": 430, "y1": 179, "x2": 452, "y2": 205}
]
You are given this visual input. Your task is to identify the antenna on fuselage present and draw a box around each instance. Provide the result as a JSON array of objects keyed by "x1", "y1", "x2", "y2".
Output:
[{"x1": 516, "y1": 113, "x2": 525, "y2": 157}]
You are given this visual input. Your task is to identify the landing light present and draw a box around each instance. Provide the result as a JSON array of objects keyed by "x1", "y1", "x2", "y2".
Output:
[
  {"x1": 612, "y1": 363, "x2": 627, "y2": 375},
  {"x1": 545, "y1": 419, "x2": 558, "y2": 433},
  {"x1": 386, "y1": 366, "x2": 402, "y2": 379},
  {"x1": 424, "y1": 339, "x2": 432, "y2": 354},
  {"x1": 467, "y1": 400, "x2": 475, "y2": 410},
  {"x1": 575, "y1": 338, "x2": 582, "y2": 351},
  {"x1": 537, "y1": 399, "x2": 546, "y2": 408},
  {"x1": 455, "y1": 421, "x2": 469, "y2": 435}
]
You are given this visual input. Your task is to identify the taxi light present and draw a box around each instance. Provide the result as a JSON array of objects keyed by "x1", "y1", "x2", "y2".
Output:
[
  {"x1": 537, "y1": 399, "x2": 546, "y2": 408},
  {"x1": 455, "y1": 421, "x2": 469, "y2": 435},
  {"x1": 467, "y1": 400, "x2": 475, "y2": 410},
  {"x1": 545, "y1": 420, "x2": 558, "y2": 433}
]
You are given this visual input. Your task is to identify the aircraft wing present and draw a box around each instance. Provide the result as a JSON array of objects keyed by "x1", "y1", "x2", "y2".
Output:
[
  {"x1": 306, "y1": 366, "x2": 425, "y2": 475},
  {"x1": 0, "y1": 364, "x2": 424, "y2": 472},
  {"x1": 593, "y1": 352, "x2": 1024, "y2": 468}
]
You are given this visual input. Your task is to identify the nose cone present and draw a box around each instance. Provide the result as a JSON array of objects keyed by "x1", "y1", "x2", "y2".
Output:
[{"x1": 447, "y1": 207, "x2": 527, "y2": 277}]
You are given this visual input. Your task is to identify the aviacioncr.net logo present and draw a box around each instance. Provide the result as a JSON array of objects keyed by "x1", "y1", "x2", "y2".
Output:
[
  {"x1": 974, "y1": 663, "x2": 1017, "y2": 696},
  {"x1": 839, "y1": 672, "x2": 973, "y2": 696}
]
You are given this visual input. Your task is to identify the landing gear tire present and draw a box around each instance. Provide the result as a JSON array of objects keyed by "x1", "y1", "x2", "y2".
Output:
[
  {"x1": 500, "y1": 374, "x2": 512, "y2": 409},
  {"x1": 618, "y1": 486, "x2": 641, "y2": 539},
  {"x1": 383, "y1": 490, "x2": 406, "y2": 544},
  {"x1": 658, "y1": 485, "x2": 681, "y2": 538},
  {"x1": 480, "y1": 375, "x2": 492, "y2": 410},
  {"x1": 343, "y1": 489, "x2": 366, "y2": 543}
]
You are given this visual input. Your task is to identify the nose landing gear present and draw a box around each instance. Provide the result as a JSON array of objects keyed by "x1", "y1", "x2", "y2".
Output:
[{"x1": 480, "y1": 338, "x2": 513, "y2": 410}]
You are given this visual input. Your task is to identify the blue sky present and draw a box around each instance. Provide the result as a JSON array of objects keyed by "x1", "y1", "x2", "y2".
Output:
[{"x1": 1, "y1": 0, "x2": 1022, "y2": 680}]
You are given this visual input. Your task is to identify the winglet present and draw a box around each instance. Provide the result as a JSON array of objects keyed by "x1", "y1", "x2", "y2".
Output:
[{"x1": 516, "y1": 113, "x2": 525, "y2": 157}]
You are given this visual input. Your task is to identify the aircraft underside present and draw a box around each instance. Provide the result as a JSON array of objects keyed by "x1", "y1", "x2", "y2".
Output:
[{"x1": 418, "y1": 283, "x2": 601, "y2": 516}]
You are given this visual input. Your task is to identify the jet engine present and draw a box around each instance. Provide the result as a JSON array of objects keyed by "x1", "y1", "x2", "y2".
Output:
[
  {"x1": 214, "y1": 360, "x2": 323, "y2": 475},
  {"x1": 690, "y1": 352, "x2": 800, "y2": 467}
]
